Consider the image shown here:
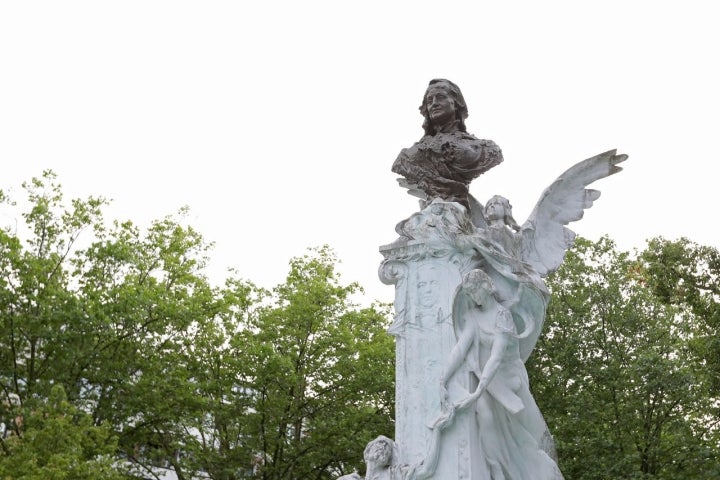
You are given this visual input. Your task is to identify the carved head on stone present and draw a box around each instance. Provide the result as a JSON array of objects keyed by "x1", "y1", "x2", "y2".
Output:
[
  {"x1": 417, "y1": 264, "x2": 441, "y2": 308},
  {"x1": 462, "y1": 268, "x2": 498, "y2": 306},
  {"x1": 485, "y1": 195, "x2": 521, "y2": 231},
  {"x1": 419, "y1": 79, "x2": 468, "y2": 136},
  {"x1": 363, "y1": 435, "x2": 395, "y2": 468}
]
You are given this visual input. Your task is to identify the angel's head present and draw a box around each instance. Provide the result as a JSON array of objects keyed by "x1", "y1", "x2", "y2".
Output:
[
  {"x1": 462, "y1": 269, "x2": 498, "y2": 306},
  {"x1": 419, "y1": 79, "x2": 468, "y2": 136},
  {"x1": 485, "y1": 195, "x2": 520, "y2": 231}
]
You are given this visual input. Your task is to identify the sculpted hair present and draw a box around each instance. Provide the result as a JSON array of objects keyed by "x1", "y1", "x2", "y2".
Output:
[
  {"x1": 363, "y1": 435, "x2": 395, "y2": 465},
  {"x1": 419, "y1": 79, "x2": 469, "y2": 136},
  {"x1": 462, "y1": 268, "x2": 495, "y2": 293},
  {"x1": 462, "y1": 268, "x2": 535, "y2": 339}
]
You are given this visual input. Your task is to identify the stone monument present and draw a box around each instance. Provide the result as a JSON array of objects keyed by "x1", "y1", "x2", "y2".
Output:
[{"x1": 345, "y1": 79, "x2": 627, "y2": 480}]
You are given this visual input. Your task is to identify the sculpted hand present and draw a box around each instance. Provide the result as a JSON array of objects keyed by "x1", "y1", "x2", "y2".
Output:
[
  {"x1": 455, "y1": 385, "x2": 485, "y2": 411},
  {"x1": 432, "y1": 386, "x2": 456, "y2": 430}
]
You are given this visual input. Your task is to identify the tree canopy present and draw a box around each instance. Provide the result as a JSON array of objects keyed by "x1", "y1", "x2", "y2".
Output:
[
  {"x1": 0, "y1": 172, "x2": 394, "y2": 479},
  {"x1": 528, "y1": 236, "x2": 720, "y2": 479}
]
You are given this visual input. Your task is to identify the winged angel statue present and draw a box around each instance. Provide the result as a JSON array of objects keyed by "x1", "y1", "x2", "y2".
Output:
[
  {"x1": 390, "y1": 150, "x2": 627, "y2": 480},
  {"x1": 459, "y1": 148, "x2": 629, "y2": 361},
  {"x1": 372, "y1": 79, "x2": 627, "y2": 480}
]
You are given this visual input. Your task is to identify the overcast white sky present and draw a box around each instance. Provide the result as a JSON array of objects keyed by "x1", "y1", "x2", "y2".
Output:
[{"x1": 1, "y1": 1, "x2": 718, "y2": 305}]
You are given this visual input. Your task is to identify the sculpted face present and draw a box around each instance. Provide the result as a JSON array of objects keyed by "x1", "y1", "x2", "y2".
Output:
[
  {"x1": 417, "y1": 265, "x2": 440, "y2": 308},
  {"x1": 466, "y1": 281, "x2": 493, "y2": 307},
  {"x1": 485, "y1": 198, "x2": 506, "y2": 222},
  {"x1": 424, "y1": 84, "x2": 456, "y2": 125}
]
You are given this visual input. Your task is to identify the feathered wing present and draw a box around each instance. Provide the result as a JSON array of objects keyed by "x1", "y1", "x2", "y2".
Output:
[
  {"x1": 520, "y1": 149, "x2": 628, "y2": 276},
  {"x1": 468, "y1": 193, "x2": 488, "y2": 229}
]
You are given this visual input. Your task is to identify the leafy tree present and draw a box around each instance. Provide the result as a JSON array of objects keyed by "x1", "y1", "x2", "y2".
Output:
[
  {"x1": 122, "y1": 277, "x2": 266, "y2": 480},
  {"x1": 1, "y1": 172, "x2": 395, "y2": 479},
  {"x1": 640, "y1": 237, "x2": 720, "y2": 395},
  {"x1": 0, "y1": 171, "x2": 221, "y2": 478},
  {"x1": 69, "y1": 207, "x2": 221, "y2": 480},
  {"x1": 237, "y1": 247, "x2": 394, "y2": 480},
  {"x1": 528, "y1": 237, "x2": 720, "y2": 479},
  {"x1": 0, "y1": 171, "x2": 106, "y2": 407},
  {"x1": 149, "y1": 247, "x2": 395, "y2": 480},
  {"x1": 0, "y1": 385, "x2": 125, "y2": 480}
]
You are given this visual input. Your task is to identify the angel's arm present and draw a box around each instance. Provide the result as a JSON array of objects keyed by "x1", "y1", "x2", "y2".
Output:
[
  {"x1": 439, "y1": 321, "x2": 474, "y2": 387},
  {"x1": 456, "y1": 310, "x2": 512, "y2": 410},
  {"x1": 439, "y1": 318, "x2": 475, "y2": 410}
]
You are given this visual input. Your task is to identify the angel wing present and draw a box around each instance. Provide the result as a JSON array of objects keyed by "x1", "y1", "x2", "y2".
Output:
[
  {"x1": 467, "y1": 193, "x2": 488, "y2": 229},
  {"x1": 520, "y1": 149, "x2": 628, "y2": 277}
]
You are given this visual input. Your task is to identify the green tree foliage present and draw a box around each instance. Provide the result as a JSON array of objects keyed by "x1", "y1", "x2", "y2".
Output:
[
  {"x1": 528, "y1": 237, "x2": 720, "y2": 479},
  {"x1": 640, "y1": 237, "x2": 720, "y2": 395},
  {"x1": 133, "y1": 248, "x2": 395, "y2": 480},
  {"x1": 237, "y1": 247, "x2": 394, "y2": 480},
  {"x1": 0, "y1": 171, "x2": 108, "y2": 406},
  {"x1": 0, "y1": 385, "x2": 125, "y2": 480},
  {"x1": 0, "y1": 172, "x2": 394, "y2": 479}
]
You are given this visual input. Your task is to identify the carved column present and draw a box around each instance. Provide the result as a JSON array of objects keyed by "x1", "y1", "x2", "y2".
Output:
[{"x1": 379, "y1": 235, "x2": 487, "y2": 480}]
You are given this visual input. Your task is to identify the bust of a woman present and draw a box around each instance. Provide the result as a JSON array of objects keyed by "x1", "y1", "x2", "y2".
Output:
[{"x1": 392, "y1": 79, "x2": 503, "y2": 210}]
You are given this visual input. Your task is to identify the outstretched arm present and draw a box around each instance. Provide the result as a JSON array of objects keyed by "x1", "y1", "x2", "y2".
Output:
[
  {"x1": 417, "y1": 323, "x2": 479, "y2": 480},
  {"x1": 438, "y1": 321, "x2": 474, "y2": 402}
]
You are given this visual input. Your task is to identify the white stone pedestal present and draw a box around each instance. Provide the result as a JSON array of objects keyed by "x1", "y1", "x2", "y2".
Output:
[{"x1": 379, "y1": 239, "x2": 488, "y2": 479}]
